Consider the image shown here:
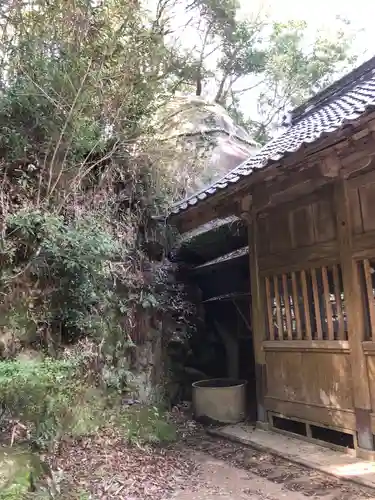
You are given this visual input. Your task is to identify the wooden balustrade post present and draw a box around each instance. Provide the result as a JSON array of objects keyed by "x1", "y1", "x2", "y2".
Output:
[
  {"x1": 334, "y1": 176, "x2": 374, "y2": 451},
  {"x1": 242, "y1": 206, "x2": 267, "y2": 423}
]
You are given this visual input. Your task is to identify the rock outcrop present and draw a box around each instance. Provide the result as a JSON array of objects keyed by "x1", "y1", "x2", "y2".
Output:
[{"x1": 155, "y1": 95, "x2": 259, "y2": 197}]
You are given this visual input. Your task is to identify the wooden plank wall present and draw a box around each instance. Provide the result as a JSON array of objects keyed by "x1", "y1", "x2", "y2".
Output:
[
  {"x1": 254, "y1": 168, "x2": 375, "y2": 451},
  {"x1": 348, "y1": 171, "x2": 375, "y2": 441},
  {"x1": 254, "y1": 176, "x2": 375, "y2": 446},
  {"x1": 254, "y1": 183, "x2": 356, "y2": 433},
  {"x1": 257, "y1": 185, "x2": 338, "y2": 275}
]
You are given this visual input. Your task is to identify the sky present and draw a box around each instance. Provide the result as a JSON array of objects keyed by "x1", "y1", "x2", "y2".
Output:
[
  {"x1": 146, "y1": 0, "x2": 375, "y2": 123},
  {"x1": 247, "y1": 0, "x2": 374, "y2": 65},
  {"x1": 235, "y1": 0, "x2": 375, "y2": 121}
]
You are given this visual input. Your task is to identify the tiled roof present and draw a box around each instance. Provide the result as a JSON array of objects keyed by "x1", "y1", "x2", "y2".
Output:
[
  {"x1": 171, "y1": 56, "x2": 375, "y2": 215},
  {"x1": 180, "y1": 215, "x2": 240, "y2": 243},
  {"x1": 194, "y1": 246, "x2": 249, "y2": 270}
]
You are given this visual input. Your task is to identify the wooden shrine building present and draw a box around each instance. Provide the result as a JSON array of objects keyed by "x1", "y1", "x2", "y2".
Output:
[{"x1": 169, "y1": 56, "x2": 375, "y2": 458}]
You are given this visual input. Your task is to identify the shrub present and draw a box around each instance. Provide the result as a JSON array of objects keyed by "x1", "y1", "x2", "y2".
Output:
[
  {"x1": 0, "y1": 358, "x2": 102, "y2": 447},
  {"x1": 3, "y1": 210, "x2": 122, "y2": 345},
  {"x1": 0, "y1": 357, "x2": 177, "y2": 449},
  {"x1": 114, "y1": 405, "x2": 177, "y2": 445}
]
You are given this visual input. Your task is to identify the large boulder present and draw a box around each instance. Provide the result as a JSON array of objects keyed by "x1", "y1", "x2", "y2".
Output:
[{"x1": 154, "y1": 95, "x2": 259, "y2": 197}]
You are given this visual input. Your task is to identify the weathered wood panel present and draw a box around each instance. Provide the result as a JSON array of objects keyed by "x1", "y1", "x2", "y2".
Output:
[
  {"x1": 334, "y1": 178, "x2": 373, "y2": 450},
  {"x1": 348, "y1": 186, "x2": 363, "y2": 235},
  {"x1": 265, "y1": 398, "x2": 356, "y2": 432},
  {"x1": 265, "y1": 349, "x2": 353, "y2": 411},
  {"x1": 312, "y1": 198, "x2": 337, "y2": 243},
  {"x1": 264, "y1": 347, "x2": 354, "y2": 430},
  {"x1": 363, "y1": 345, "x2": 375, "y2": 433},
  {"x1": 348, "y1": 171, "x2": 375, "y2": 237},
  {"x1": 259, "y1": 241, "x2": 338, "y2": 276},
  {"x1": 269, "y1": 211, "x2": 292, "y2": 254},
  {"x1": 359, "y1": 183, "x2": 375, "y2": 233},
  {"x1": 290, "y1": 205, "x2": 315, "y2": 248},
  {"x1": 257, "y1": 186, "x2": 336, "y2": 259},
  {"x1": 365, "y1": 353, "x2": 375, "y2": 412}
]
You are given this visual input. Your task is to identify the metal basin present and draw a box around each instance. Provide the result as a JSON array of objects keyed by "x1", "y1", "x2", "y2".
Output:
[{"x1": 192, "y1": 378, "x2": 247, "y2": 424}]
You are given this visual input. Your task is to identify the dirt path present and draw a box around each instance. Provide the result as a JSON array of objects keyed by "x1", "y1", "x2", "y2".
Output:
[
  {"x1": 171, "y1": 451, "x2": 308, "y2": 499},
  {"x1": 172, "y1": 433, "x2": 375, "y2": 500},
  {"x1": 46, "y1": 424, "x2": 375, "y2": 499}
]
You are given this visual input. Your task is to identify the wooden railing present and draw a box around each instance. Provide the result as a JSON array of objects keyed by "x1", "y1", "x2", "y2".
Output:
[
  {"x1": 264, "y1": 265, "x2": 347, "y2": 341},
  {"x1": 359, "y1": 258, "x2": 375, "y2": 341}
]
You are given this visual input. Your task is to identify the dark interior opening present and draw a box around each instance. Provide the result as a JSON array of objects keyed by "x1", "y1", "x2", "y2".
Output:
[
  {"x1": 195, "y1": 255, "x2": 257, "y2": 421},
  {"x1": 173, "y1": 218, "x2": 256, "y2": 420},
  {"x1": 272, "y1": 415, "x2": 307, "y2": 436},
  {"x1": 310, "y1": 425, "x2": 354, "y2": 449}
]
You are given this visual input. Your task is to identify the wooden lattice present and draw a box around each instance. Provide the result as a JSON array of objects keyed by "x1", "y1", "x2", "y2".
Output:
[{"x1": 264, "y1": 265, "x2": 347, "y2": 341}]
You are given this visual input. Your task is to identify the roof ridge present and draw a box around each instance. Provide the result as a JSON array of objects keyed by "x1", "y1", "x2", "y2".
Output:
[{"x1": 291, "y1": 55, "x2": 375, "y2": 124}]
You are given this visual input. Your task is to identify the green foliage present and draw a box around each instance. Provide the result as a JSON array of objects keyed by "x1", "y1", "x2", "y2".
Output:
[
  {"x1": 0, "y1": 357, "x2": 176, "y2": 451},
  {"x1": 245, "y1": 19, "x2": 357, "y2": 141},
  {"x1": 0, "y1": 0, "x2": 195, "y2": 379},
  {"x1": 0, "y1": 482, "x2": 28, "y2": 500},
  {"x1": 113, "y1": 405, "x2": 177, "y2": 445},
  {"x1": 184, "y1": 0, "x2": 356, "y2": 141},
  {"x1": 2, "y1": 210, "x2": 122, "y2": 344},
  {"x1": 0, "y1": 358, "x2": 81, "y2": 445},
  {"x1": 0, "y1": 0, "x2": 177, "y2": 166}
]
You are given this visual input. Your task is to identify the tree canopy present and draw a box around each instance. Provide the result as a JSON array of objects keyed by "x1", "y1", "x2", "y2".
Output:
[
  {"x1": 0, "y1": 0, "x2": 357, "y2": 191},
  {"x1": 165, "y1": 0, "x2": 356, "y2": 142},
  {"x1": 0, "y1": 0, "x2": 359, "y2": 358},
  {"x1": 0, "y1": 3, "x2": 363, "y2": 488}
]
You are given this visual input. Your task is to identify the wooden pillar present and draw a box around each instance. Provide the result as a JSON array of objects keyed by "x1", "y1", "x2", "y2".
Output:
[
  {"x1": 335, "y1": 176, "x2": 374, "y2": 451},
  {"x1": 246, "y1": 209, "x2": 267, "y2": 422}
]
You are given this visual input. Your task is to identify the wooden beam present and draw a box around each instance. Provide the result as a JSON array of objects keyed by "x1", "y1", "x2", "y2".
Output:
[
  {"x1": 282, "y1": 273, "x2": 293, "y2": 340},
  {"x1": 248, "y1": 209, "x2": 267, "y2": 422},
  {"x1": 334, "y1": 176, "x2": 374, "y2": 450},
  {"x1": 311, "y1": 268, "x2": 323, "y2": 340},
  {"x1": 263, "y1": 340, "x2": 350, "y2": 353},
  {"x1": 174, "y1": 199, "x2": 237, "y2": 233},
  {"x1": 266, "y1": 178, "x2": 333, "y2": 210},
  {"x1": 273, "y1": 275, "x2": 283, "y2": 340},
  {"x1": 265, "y1": 277, "x2": 274, "y2": 341},
  {"x1": 259, "y1": 240, "x2": 338, "y2": 276},
  {"x1": 322, "y1": 266, "x2": 334, "y2": 340},
  {"x1": 363, "y1": 259, "x2": 375, "y2": 341},
  {"x1": 253, "y1": 163, "x2": 327, "y2": 212},
  {"x1": 332, "y1": 264, "x2": 345, "y2": 340},
  {"x1": 340, "y1": 133, "x2": 375, "y2": 176},
  {"x1": 301, "y1": 270, "x2": 312, "y2": 341},
  {"x1": 291, "y1": 271, "x2": 302, "y2": 340}
]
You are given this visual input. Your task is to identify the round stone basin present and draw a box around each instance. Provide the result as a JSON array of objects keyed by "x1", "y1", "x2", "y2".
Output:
[{"x1": 192, "y1": 378, "x2": 247, "y2": 424}]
